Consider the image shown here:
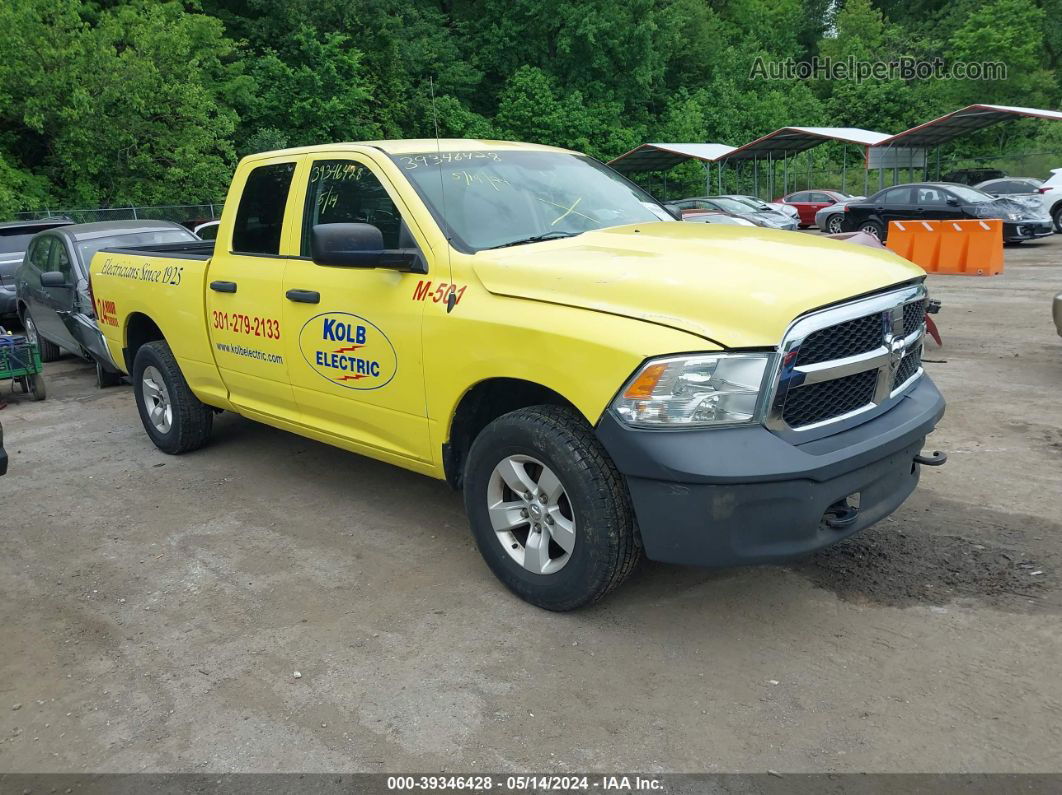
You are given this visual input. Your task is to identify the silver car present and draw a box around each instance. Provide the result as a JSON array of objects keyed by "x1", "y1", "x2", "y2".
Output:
[
  {"x1": 673, "y1": 196, "x2": 797, "y2": 230},
  {"x1": 15, "y1": 220, "x2": 198, "y2": 386},
  {"x1": 720, "y1": 195, "x2": 801, "y2": 222},
  {"x1": 815, "y1": 197, "x2": 866, "y2": 235}
]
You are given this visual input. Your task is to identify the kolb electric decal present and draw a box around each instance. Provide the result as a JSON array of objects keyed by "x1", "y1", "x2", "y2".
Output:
[{"x1": 299, "y1": 312, "x2": 397, "y2": 390}]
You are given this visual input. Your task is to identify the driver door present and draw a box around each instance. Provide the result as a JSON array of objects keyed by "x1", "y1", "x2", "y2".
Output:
[
  {"x1": 32, "y1": 236, "x2": 81, "y2": 351},
  {"x1": 282, "y1": 156, "x2": 432, "y2": 463}
]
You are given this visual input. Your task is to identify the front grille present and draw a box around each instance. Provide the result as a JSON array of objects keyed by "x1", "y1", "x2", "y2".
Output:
[
  {"x1": 781, "y1": 369, "x2": 878, "y2": 427},
  {"x1": 769, "y1": 286, "x2": 928, "y2": 434},
  {"x1": 893, "y1": 343, "x2": 922, "y2": 389},
  {"x1": 902, "y1": 300, "x2": 926, "y2": 337},
  {"x1": 795, "y1": 312, "x2": 883, "y2": 366}
]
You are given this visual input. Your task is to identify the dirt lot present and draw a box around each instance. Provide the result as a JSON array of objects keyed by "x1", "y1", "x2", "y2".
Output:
[{"x1": 1, "y1": 236, "x2": 1060, "y2": 774}]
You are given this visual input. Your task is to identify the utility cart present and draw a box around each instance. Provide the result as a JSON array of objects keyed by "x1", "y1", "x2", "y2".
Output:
[{"x1": 0, "y1": 334, "x2": 46, "y2": 401}]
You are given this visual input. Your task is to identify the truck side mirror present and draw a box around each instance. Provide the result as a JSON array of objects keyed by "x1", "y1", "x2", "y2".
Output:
[
  {"x1": 310, "y1": 223, "x2": 425, "y2": 273},
  {"x1": 40, "y1": 271, "x2": 70, "y2": 288}
]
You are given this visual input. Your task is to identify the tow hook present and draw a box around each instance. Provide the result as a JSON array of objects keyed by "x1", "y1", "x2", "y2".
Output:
[
  {"x1": 914, "y1": 450, "x2": 948, "y2": 467},
  {"x1": 823, "y1": 499, "x2": 859, "y2": 530}
]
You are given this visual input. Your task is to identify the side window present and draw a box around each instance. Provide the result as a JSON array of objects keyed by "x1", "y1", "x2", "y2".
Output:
[
  {"x1": 788, "y1": 192, "x2": 809, "y2": 202},
  {"x1": 810, "y1": 192, "x2": 832, "y2": 203},
  {"x1": 232, "y1": 162, "x2": 296, "y2": 255},
  {"x1": 881, "y1": 187, "x2": 911, "y2": 205},
  {"x1": 915, "y1": 187, "x2": 945, "y2": 205},
  {"x1": 50, "y1": 241, "x2": 74, "y2": 279},
  {"x1": 29, "y1": 237, "x2": 53, "y2": 270},
  {"x1": 302, "y1": 160, "x2": 404, "y2": 256}
]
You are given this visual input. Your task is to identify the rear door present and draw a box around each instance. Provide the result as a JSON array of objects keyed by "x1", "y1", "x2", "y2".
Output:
[
  {"x1": 281, "y1": 155, "x2": 432, "y2": 463},
  {"x1": 785, "y1": 192, "x2": 813, "y2": 224},
  {"x1": 877, "y1": 186, "x2": 914, "y2": 226},
  {"x1": 205, "y1": 157, "x2": 300, "y2": 420}
]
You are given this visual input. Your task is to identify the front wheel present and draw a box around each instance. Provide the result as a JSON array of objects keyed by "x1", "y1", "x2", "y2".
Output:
[
  {"x1": 133, "y1": 340, "x2": 213, "y2": 454},
  {"x1": 27, "y1": 373, "x2": 46, "y2": 401},
  {"x1": 826, "y1": 214, "x2": 845, "y2": 234},
  {"x1": 1052, "y1": 204, "x2": 1062, "y2": 233},
  {"x1": 463, "y1": 406, "x2": 642, "y2": 611},
  {"x1": 22, "y1": 312, "x2": 60, "y2": 362}
]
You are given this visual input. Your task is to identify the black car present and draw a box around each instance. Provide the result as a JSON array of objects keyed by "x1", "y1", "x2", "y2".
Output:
[
  {"x1": 842, "y1": 183, "x2": 1054, "y2": 243},
  {"x1": 0, "y1": 419, "x2": 7, "y2": 476},
  {"x1": 0, "y1": 219, "x2": 74, "y2": 321},
  {"x1": 941, "y1": 168, "x2": 1006, "y2": 186}
]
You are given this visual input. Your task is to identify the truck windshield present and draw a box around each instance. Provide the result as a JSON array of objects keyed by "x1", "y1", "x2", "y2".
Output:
[{"x1": 391, "y1": 151, "x2": 672, "y2": 251}]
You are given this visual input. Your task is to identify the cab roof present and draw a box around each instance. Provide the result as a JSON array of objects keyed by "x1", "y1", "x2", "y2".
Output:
[{"x1": 243, "y1": 139, "x2": 576, "y2": 161}]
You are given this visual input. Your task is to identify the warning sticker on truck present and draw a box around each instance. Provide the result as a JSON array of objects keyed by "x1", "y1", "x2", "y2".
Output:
[{"x1": 299, "y1": 312, "x2": 397, "y2": 390}]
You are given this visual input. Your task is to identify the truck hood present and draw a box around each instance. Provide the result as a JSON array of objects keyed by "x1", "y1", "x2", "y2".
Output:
[{"x1": 470, "y1": 222, "x2": 923, "y2": 348}]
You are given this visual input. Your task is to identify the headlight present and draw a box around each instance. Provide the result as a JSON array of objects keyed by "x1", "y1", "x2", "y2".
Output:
[{"x1": 612, "y1": 353, "x2": 772, "y2": 428}]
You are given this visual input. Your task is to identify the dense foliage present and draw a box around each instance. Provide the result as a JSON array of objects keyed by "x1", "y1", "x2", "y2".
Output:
[{"x1": 0, "y1": 0, "x2": 1060, "y2": 213}]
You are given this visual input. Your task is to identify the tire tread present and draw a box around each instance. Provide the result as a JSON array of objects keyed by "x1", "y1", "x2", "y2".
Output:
[{"x1": 134, "y1": 341, "x2": 213, "y2": 454}]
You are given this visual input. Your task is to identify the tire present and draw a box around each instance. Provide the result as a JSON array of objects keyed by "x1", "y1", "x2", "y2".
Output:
[
  {"x1": 22, "y1": 311, "x2": 60, "y2": 362},
  {"x1": 825, "y1": 214, "x2": 845, "y2": 234},
  {"x1": 463, "y1": 405, "x2": 641, "y2": 611},
  {"x1": 1052, "y1": 204, "x2": 1062, "y2": 233},
  {"x1": 859, "y1": 220, "x2": 885, "y2": 240},
  {"x1": 95, "y1": 359, "x2": 123, "y2": 388},
  {"x1": 28, "y1": 373, "x2": 46, "y2": 401},
  {"x1": 132, "y1": 340, "x2": 213, "y2": 454}
]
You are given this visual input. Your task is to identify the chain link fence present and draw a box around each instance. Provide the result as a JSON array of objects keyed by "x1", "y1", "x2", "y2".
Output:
[{"x1": 14, "y1": 203, "x2": 225, "y2": 225}]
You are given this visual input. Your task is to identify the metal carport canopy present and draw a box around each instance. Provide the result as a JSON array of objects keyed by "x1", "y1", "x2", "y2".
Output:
[
  {"x1": 719, "y1": 127, "x2": 892, "y2": 160},
  {"x1": 875, "y1": 104, "x2": 1062, "y2": 147},
  {"x1": 607, "y1": 143, "x2": 736, "y2": 173}
]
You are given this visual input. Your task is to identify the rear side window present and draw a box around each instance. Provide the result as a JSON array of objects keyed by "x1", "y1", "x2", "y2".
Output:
[
  {"x1": 232, "y1": 162, "x2": 296, "y2": 255},
  {"x1": 880, "y1": 187, "x2": 911, "y2": 204},
  {"x1": 788, "y1": 192, "x2": 810, "y2": 202}
]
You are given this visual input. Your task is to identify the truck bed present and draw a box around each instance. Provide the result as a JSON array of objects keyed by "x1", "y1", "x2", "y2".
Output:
[{"x1": 98, "y1": 240, "x2": 215, "y2": 261}]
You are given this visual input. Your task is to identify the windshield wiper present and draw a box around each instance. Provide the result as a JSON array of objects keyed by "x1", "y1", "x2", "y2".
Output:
[{"x1": 484, "y1": 230, "x2": 584, "y2": 250}]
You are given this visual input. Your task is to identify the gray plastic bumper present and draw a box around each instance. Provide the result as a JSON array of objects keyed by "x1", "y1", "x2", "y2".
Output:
[{"x1": 596, "y1": 376, "x2": 946, "y2": 567}]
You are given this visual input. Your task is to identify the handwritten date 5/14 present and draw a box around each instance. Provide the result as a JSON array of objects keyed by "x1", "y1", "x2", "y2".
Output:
[{"x1": 212, "y1": 311, "x2": 280, "y2": 340}]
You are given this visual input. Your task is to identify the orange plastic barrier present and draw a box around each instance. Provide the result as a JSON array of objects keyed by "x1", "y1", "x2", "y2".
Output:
[{"x1": 886, "y1": 219, "x2": 1003, "y2": 276}]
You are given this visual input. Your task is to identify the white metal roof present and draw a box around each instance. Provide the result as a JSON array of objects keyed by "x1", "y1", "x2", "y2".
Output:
[
  {"x1": 877, "y1": 104, "x2": 1062, "y2": 147},
  {"x1": 608, "y1": 143, "x2": 736, "y2": 173},
  {"x1": 720, "y1": 127, "x2": 892, "y2": 160}
]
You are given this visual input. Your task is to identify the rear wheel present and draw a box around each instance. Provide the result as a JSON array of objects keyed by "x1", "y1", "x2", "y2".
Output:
[
  {"x1": 22, "y1": 312, "x2": 60, "y2": 362},
  {"x1": 133, "y1": 340, "x2": 213, "y2": 454},
  {"x1": 859, "y1": 220, "x2": 885, "y2": 240},
  {"x1": 1052, "y1": 204, "x2": 1062, "y2": 233},
  {"x1": 463, "y1": 405, "x2": 641, "y2": 611}
]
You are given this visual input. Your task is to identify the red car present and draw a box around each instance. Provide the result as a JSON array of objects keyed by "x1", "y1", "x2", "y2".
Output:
[{"x1": 775, "y1": 190, "x2": 852, "y2": 227}]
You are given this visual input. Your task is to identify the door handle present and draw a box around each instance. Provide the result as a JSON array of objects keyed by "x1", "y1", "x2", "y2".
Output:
[
  {"x1": 210, "y1": 281, "x2": 237, "y2": 293},
  {"x1": 286, "y1": 289, "x2": 320, "y2": 304}
]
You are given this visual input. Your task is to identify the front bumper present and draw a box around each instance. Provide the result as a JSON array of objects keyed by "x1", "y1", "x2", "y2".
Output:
[
  {"x1": 1003, "y1": 219, "x2": 1054, "y2": 241},
  {"x1": 597, "y1": 376, "x2": 946, "y2": 567}
]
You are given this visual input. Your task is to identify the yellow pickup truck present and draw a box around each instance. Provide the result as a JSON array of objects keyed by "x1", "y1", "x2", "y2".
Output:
[{"x1": 89, "y1": 139, "x2": 945, "y2": 610}]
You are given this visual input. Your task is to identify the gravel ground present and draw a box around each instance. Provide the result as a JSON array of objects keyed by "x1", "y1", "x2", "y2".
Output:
[{"x1": 0, "y1": 235, "x2": 1060, "y2": 773}]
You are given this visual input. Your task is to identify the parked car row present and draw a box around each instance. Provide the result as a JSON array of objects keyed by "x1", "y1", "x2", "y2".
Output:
[{"x1": 840, "y1": 183, "x2": 1054, "y2": 243}]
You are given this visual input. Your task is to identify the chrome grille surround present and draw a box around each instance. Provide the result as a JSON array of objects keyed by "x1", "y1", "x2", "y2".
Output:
[{"x1": 765, "y1": 284, "x2": 927, "y2": 441}]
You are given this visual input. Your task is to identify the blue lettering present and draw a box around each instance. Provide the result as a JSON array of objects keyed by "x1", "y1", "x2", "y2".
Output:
[
  {"x1": 322, "y1": 318, "x2": 337, "y2": 341},
  {"x1": 315, "y1": 350, "x2": 324, "y2": 366},
  {"x1": 369, "y1": 361, "x2": 380, "y2": 377},
  {"x1": 355, "y1": 325, "x2": 367, "y2": 344}
]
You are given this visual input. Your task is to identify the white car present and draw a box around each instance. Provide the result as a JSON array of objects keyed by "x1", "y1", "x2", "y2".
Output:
[
  {"x1": 975, "y1": 177, "x2": 1052, "y2": 222},
  {"x1": 1039, "y1": 169, "x2": 1062, "y2": 232}
]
